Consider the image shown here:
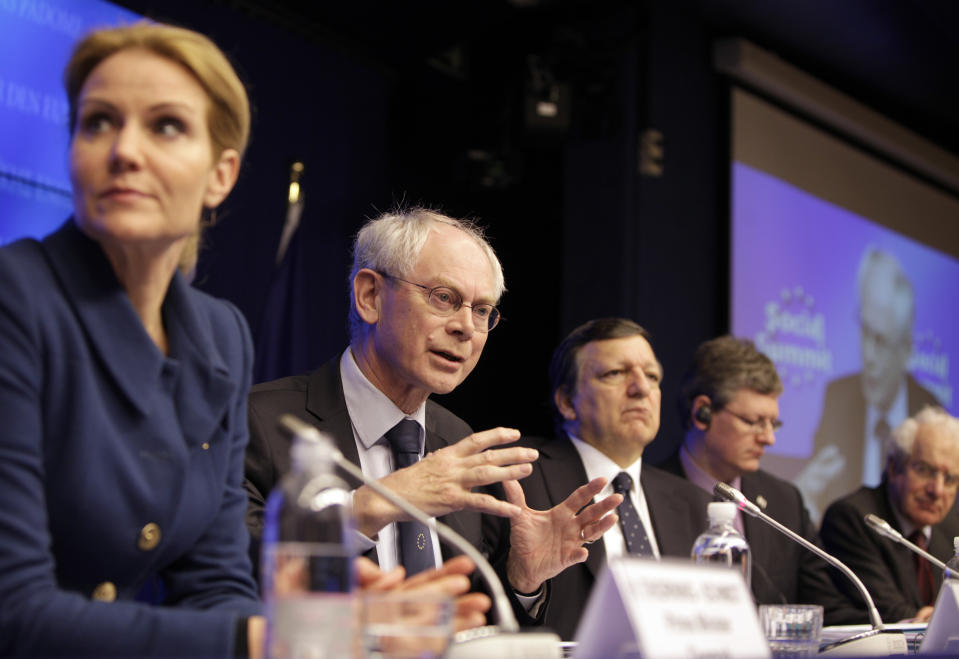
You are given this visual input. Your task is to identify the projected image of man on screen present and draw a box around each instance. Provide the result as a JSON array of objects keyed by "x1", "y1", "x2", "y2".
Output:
[{"x1": 799, "y1": 247, "x2": 939, "y2": 519}]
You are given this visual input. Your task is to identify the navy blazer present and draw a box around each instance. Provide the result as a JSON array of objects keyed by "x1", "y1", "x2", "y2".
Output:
[{"x1": 0, "y1": 222, "x2": 261, "y2": 656}]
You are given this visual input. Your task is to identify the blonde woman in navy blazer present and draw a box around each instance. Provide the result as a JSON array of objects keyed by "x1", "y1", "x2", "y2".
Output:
[{"x1": 0, "y1": 23, "x2": 265, "y2": 656}]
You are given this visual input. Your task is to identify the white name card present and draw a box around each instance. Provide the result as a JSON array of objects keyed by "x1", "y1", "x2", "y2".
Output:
[
  {"x1": 573, "y1": 557, "x2": 769, "y2": 659},
  {"x1": 920, "y1": 580, "x2": 959, "y2": 655}
]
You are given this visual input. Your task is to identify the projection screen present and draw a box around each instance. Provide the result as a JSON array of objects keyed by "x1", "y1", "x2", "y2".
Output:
[{"x1": 723, "y1": 41, "x2": 959, "y2": 522}]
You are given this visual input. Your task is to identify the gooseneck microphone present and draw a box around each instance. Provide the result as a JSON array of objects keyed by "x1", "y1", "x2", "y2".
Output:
[
  {"x1": 864, "y1": 514, "x2": 956, "y2": 580},
  {"x1": 279, "y1": 414, "x2": 562, "y2": 659},
  {"x1": 713, "y1": 483, "x2": 908, "y2": 655},
  {"x1": 280, "y1": 414, "x2": 519, "y2": 630}
]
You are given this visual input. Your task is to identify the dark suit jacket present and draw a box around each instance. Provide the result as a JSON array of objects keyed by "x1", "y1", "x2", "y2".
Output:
[
  {"x1": 514, "y1": 435, "x2": 712, "y2": 640},
  {"x1": 811, "y1": 373, "x2": 939, "y2": 515},
  {"x1": 244, "y1": 355, "x2": 536, "y2": 626},
  {"x1": 820, "y1": 481, "x2": 959, "y2": 622},
  {"x1": 657, "y1": 453, "x2": 866, "y2": 626},
  {"x1": 245, "y1": 355, "x2": 487, "y2": 567},
  {"x1": 0, "y1": 222, "x2": 261, "y2": 657}
]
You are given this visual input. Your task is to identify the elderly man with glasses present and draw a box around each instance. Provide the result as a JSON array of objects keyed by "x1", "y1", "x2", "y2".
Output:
[
  {"x1": 657, "y1": 335, "x2": 863, "y2": 624},
  {"x1": 243, "y1": 208, "x2": 619, "y2": 625},
  {"x1": 820, "y1": 406, "x2": 959, "y2": 623},
  {"x1": 800, "y1": 247, "x2": 939, "y2": 522}
]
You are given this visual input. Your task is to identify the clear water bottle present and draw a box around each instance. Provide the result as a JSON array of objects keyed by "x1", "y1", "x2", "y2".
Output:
[
  {"x1": 946, "y1": 536, "x2": 959, "y2": 581},
  {"x1": 262, "y1": 432, "x2": 356, "y2": 658},
  {"x1": 691, "y1": 501, "x2": 752, "y2": 588}
]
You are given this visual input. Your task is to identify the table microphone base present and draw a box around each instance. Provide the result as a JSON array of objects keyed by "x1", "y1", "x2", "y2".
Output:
[
  {"x1": 820, "y1": 629, "x2": 907, "y2": 656},
  {"x1": 449, "y1": 626, "x2": 562, "y2": 659}
]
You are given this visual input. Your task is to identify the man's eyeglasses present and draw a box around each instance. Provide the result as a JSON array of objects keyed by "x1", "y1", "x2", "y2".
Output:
[
  {"x1": 907, "y1": 459, "x2": 959, "y2": 489},
  {"x1": 379, "y1": 273, "x2": 501, "y2": 332},
  {"x1": 719, "y1": 408, "x2": 783, "y2": 435}
]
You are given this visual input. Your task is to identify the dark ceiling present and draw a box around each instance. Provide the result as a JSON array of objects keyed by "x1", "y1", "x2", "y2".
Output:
[{"x1": 222, "y1": 0, "x2": 959, "y2": 153}]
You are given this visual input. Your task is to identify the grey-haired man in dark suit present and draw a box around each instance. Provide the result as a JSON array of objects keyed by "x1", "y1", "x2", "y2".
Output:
[{"x1": 244, "y1": 208, "x2": 620, "y2": 625}]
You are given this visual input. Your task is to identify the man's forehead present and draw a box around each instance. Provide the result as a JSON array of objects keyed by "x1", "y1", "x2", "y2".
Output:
[
  {"x1": 914, "y1": 425, "x2": 959, "y2": 466},
  {"x1": 412, "y1": 228, "x2": 497, "y2": 301},
  {"x1": 582, "y1": 336, "x2": 661, "y2": 370},
  {"x1": 729, "y1": 387, "x2": 780, "y2": 407}
]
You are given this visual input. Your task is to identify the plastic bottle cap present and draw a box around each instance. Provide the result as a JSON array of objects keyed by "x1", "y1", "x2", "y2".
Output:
[
  {"x1": 707, "y1": 501, "x2": 738, "y2": 525},
  {"x1": 291, "y1": 433, "x2": 335, "y2": 470}
]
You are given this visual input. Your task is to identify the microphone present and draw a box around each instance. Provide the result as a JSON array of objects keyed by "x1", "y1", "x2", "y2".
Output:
[
  {"x1": 865, "y1": 514, "x2": 956, "y2": 579},
  {"x1": 279, "y1": 414, "x2": 561, "y2": 658},
  {"x1": 713, "y1": 483, "x2": 907, "y2": 655}
]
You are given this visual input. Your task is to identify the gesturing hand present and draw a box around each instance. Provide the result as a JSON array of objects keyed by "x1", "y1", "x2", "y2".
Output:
[
  {"x1": 353, "y1": 427, "x2": 538, "y2": 537},
  {"x1": 504, "y1": 477, "x2": 623, "y2": 594}
]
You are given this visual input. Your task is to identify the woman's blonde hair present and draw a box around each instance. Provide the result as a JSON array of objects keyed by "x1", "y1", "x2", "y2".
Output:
[{"x1": 65, "y1": 22, "x2": 251, "y2": 271}]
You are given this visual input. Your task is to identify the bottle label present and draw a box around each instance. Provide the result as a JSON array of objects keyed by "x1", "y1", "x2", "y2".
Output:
[
  {"x1": 267, "y1": 592, "x2": 356, "y2": 659},
  {"x1": 691, "y1": 532, "x2": 752, "y2": 589},
  {"x1": 262, "y1": 541, "x2": 353, "y2": 595}
]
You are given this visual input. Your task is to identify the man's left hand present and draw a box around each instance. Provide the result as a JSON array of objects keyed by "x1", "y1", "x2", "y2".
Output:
[{"x1": 503, "y1": 477, "x2": 622, "y2": 594}]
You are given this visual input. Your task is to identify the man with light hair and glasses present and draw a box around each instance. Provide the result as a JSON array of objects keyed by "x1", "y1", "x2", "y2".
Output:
[
  {"x1": 244, "y1": 208, "x2": 620, "y2": 624},
  {"x1": 801, "y1": 247, "x2": 939, "y2": 521},
  {"x1": 658, "y1": 336, "x2": 863, "y2": 624},
  {"x1": 820, "y1": 406, "x2": 959, "y2": 623}
]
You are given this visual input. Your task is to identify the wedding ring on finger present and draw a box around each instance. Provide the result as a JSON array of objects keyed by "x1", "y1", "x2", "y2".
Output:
[{"x1": 580, "y1": 528, "x2": 595, "y2": 545}]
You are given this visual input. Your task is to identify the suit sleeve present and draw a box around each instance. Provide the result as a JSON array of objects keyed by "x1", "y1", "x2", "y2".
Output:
[
  {"x1": 479, "y1": 488, "x2": 551, "y2": 628},
  {"x1": 820, "y1": 498, "x2": 918, "y2": 623},
  {"x1": 0, "y1": 250, "x2": 254, "y2": 657},
  {"x1": 791, "y1": 491, "x2": 868, "y2": 625},
  {"x1": 244, "y1": 386, "x2": 283, "y2": 581},
  {"x1": 429, "y1": 416, "x2": 549, "y2": 628}
]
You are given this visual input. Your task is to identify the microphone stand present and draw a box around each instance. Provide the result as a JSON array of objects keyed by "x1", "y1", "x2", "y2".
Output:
[
  {"x1": 865, "y1": 513, "x2": 957, "y2": 579},
  {"x1": 279, "y1": 414, "x2": 561, "y2": 659},
  {"x1": 713, "y1": 483, "x2": 907, "y2": 656}
]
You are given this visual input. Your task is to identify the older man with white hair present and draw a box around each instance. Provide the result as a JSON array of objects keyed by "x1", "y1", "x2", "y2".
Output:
[
  {"x1": 244, "y1": 208, "x2": 619, "y2": 626},
  {"x1": 820, "y1": 406, "x2": 959, "y2": 623},
  {"x1": 802, "y1": 247, "x2": 939, "y2": 521}
]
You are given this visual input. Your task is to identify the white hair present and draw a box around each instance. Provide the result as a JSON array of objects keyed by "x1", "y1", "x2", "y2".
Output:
[
  {"x1": 347, "y1": 207, "x2": 505, "y2": 341},
  {"x1": 886, "y1": 405, "x2": 959, "y2": 471}
]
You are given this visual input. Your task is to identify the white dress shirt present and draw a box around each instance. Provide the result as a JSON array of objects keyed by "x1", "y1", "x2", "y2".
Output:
[
  {"x1": 340, "y1": 348, "x2": 442, "y2": 571},
  {"x1": 568, "y1": 435, "x2": 660, "y2": 559},
  {"x1": 863, "y1": 379, "x2": 907, "y2": 487}
]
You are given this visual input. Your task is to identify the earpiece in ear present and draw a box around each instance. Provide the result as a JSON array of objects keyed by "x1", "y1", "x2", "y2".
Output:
[{"x1": 694, "y1": 405, "x2": 712, "y2": 426}]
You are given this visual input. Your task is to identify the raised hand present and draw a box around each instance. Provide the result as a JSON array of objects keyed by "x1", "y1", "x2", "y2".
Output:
[
  {"x1": 353, "y1": 427, "x2": 538, "y2": 537},
  {"x1": 503, "y1": 477, "x2": 622, "y2": 594}
]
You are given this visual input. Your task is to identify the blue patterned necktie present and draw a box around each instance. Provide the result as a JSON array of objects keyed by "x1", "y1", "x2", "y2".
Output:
[
  {"x1": 385, "y1": 419, "x2": 435, "y2": 575},
  {"x1": 612, "y1": 471, "x2": 653, "y2": 556}
]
